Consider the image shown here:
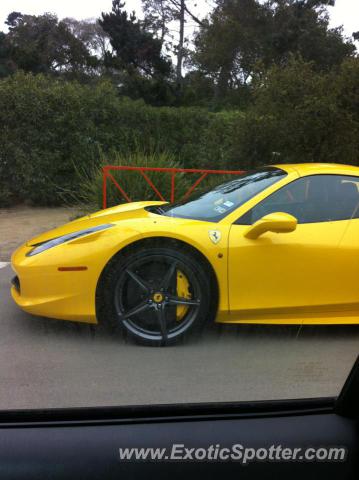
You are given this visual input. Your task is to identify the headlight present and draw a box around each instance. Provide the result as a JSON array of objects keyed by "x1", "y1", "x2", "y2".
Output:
[{"x1": 26, "y1": 224, "x2": 114, "y2": 257}]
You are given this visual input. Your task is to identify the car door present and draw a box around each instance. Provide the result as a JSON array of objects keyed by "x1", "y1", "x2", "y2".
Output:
[
  {"x1": 330, "y1": 201, "x2": 359, "y2": 323},
  {"x1": 227, "y1": 174, "x2": 359, "y2": 324}
]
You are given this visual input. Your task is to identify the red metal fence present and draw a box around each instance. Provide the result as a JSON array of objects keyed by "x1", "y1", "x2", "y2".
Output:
[{"x1": 102, "y1": 165, "x2": 245, "y2": 209}]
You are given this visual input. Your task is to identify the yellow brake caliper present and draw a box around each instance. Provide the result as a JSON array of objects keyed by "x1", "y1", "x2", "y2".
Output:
[{"x1": 176, "y1": 270, "x2": 191, "y2": 321}]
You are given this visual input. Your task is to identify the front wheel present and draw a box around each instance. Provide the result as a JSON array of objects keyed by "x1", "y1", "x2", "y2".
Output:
[{"x1": 97, "y1": 246, "x2": 212, "y2": 346}]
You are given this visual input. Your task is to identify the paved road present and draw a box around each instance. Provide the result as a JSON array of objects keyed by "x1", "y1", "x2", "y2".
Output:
[{"x1": 0, "y1": 264, "x2": 358, "y2": 410}]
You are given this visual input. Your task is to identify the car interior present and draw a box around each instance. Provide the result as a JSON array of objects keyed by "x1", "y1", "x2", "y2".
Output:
[{"x1": 239, "y1": 175, "x2": 359, "y2": 224}]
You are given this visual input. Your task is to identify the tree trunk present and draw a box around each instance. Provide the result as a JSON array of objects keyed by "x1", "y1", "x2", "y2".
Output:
[{"x1": 176, "y1": 0, "x2": 185, "y2": 97}]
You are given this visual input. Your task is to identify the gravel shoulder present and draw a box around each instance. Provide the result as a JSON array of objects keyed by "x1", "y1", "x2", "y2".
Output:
[{"x1": 0, "y1": 205, "x2": 83, "y2": 261}]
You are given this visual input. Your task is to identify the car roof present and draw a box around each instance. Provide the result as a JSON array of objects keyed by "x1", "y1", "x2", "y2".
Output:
[{"x1": 273, "y1": 163, "x2": 359, "y2": 177}]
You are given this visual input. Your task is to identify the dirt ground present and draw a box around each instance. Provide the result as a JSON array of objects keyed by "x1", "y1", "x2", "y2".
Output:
[{"x1": 0, "y1": 206, "x2": 83, "y2": 261}]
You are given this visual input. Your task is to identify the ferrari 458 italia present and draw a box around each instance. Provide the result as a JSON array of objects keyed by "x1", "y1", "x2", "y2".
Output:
[{"x1": 11, "y1": 163, "x2": 359, "y2": 345}]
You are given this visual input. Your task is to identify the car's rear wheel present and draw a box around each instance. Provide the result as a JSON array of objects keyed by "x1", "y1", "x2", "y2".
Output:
[{"x1": 97, "y1": 245, "x2": 212, "y2": 346}]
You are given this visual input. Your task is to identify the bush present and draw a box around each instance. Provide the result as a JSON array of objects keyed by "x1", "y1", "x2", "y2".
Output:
[
  {"x1": 0, "y1": 74, "x2": 118, "y2": 205},
  {"x1": 1, "y1": 59, "x2": 358, "y2": 208},
  {"x1": 248, "y1": 58, "x2": 359, "y2": 165},
  {"x1": 66, "y1": 150, "x2": 192, "y2": 209},
  {"x1": 0, "y1": 73, "x2": 246, "y2": 206},
  {"x1": 66, "y1": 150, "x2": 239, "y2": 210}
]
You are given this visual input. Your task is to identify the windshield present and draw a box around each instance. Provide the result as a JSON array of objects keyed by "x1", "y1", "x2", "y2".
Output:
[{"x1": 154, "y1": 167, "x2": 287, "y2": 222}]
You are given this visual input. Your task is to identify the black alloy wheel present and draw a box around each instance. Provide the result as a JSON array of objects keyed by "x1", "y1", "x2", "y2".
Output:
[{"x1": 98, "y1": 246, "x2": 212, "y2": 346}]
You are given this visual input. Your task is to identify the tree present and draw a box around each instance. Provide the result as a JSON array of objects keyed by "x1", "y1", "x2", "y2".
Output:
[
  {"x1": 142, "y1": 0, "x2": 174, "y2": 43},
  {"x1": 193, "y1": 0, "x2": 269, "y2": 99},
  {"x1": 142, "y1": 0, "x2": 204, "y2": 96},
  {"x1": 100, "y1": 1, "x2": 172, "y2": 78},
  {"x1": 266, "y1": 0, "x2": 355, "y2": 69},
  {"x1": 63, "y1": 18, "x2": 111, "y2": 63},
  {"x1": 192, "y1": 0, "x2": 356, "y2": 104},
  {"x1": 0, "y1": 32, "x2": 14, "y2": 78},
  {"x1": 99, "y1": 1, "x2": 174, "y2": 104},
  {"x1": 4, "y1": 12, "x2": 95, "y2": 78},
  {"x1": 247, "y1": 57, "x2": 359, "y2": 164}
]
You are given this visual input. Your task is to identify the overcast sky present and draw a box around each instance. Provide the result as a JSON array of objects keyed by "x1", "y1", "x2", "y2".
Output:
[{"x1": 0, "y1": 0, "x2": 358, "y2": 41}]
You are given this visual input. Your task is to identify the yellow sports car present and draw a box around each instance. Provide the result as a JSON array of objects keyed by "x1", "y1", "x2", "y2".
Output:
[{"x1": 11, "y1": 163, "x2": 359, "y2": 346}]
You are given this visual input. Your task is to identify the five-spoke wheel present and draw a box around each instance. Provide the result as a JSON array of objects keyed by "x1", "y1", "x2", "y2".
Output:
[{"x1": 97, "y1": 245, "x2": 212, "y2": 346}]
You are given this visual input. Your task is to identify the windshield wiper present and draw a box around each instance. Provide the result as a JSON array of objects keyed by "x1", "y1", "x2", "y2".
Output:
[{"x1": 147, "y1": 206, "x2": 166, "y2": 215}]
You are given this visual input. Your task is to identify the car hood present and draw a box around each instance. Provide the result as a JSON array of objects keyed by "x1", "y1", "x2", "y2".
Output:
[{"x1": 26, "y1": 201, "x2": 168, "y2": 246}]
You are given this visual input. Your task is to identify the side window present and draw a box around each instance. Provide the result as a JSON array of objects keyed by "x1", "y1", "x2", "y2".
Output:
[{"x1": 237, "y1": 174, "x2": 359, "y2": 225}]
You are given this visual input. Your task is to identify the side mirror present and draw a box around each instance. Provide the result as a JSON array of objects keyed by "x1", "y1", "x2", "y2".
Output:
[{"x1": 244, "y1": 212, "x2": 297, "y2": 240}]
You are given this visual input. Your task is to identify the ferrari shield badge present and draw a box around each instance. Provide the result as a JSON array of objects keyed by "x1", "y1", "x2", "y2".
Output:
[{"x1": 208, "y1": 230, "x2": 221, "y2": 244}]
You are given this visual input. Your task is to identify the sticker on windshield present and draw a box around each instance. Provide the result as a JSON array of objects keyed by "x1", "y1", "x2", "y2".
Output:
[
  {"x1": 214, "y1": 206, "x2": 226, "y2": 214},
  {"x1": 223, "y1": 200, "x2": 234, "y2": 207}
]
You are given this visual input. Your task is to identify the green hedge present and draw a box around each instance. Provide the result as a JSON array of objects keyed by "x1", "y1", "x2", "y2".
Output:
[
  {"x1": 1, "y1": 60, "x2": 358, "y2": 207},
  {"x1": 0, "y1": 73, "x2": 247, "y2": 206}
]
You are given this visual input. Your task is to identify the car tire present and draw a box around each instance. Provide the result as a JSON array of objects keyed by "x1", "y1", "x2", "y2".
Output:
[{"x1": 96, "y1": 243, "x2": 212, "y2": 346}]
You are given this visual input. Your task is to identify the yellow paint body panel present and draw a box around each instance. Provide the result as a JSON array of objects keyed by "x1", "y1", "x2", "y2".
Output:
[{"x1": 10, "y1": 164, "x2": 359, "y2": 326}]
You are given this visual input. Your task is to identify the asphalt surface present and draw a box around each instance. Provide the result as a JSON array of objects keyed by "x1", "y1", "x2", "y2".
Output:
[{"x1": 0, "y1": 264, "x2": 358, "y2": 410}]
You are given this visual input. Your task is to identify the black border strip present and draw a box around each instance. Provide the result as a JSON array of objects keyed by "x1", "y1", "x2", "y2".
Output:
[
  {"x1": 335, "y1": 354, "x2": 359, "y2": 418},
  {"x1": 0, "y1": 397, "x2": 335, "y2": 428}
]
